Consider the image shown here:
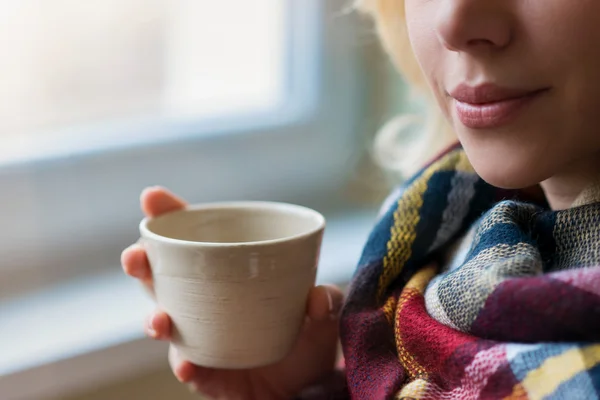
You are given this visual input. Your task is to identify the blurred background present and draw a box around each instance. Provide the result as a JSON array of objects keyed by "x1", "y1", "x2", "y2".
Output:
[{"x1": 0, "y1": 1, "x2": 413, "y2": 399}]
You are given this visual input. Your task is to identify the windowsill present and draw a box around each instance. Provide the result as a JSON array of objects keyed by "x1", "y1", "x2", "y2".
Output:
[{"x1": 0, "y1": 210, "x2": 376, "y2": 400}]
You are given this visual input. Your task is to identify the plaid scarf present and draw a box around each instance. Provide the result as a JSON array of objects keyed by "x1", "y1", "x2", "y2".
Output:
[{"x1": 339, "y1": 145, "x2": 600, "y2": 399}]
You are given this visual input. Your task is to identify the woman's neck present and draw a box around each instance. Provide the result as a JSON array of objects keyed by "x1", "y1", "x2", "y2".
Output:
[{"x1": 541, "y1": 155, "x2": 600, "y2": 210}]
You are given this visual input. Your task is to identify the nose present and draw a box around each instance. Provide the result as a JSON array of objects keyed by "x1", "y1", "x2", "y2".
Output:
[{"x1": 435, "y1": 0, "x2": 513, "y2": 53}]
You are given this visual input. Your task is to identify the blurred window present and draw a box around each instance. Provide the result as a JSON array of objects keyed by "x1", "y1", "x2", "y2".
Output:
[
  {"x1": 0, "y1": 0, "x2": 286, "y2": 163},
  {"x1": 0, "y1": 0, "x2": 362, "y2": 298}
]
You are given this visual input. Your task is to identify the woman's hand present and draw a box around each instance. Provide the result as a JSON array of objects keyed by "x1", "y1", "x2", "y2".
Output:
[{"x1": 121, "y1": 187, "x2": 343, "y2": 400}]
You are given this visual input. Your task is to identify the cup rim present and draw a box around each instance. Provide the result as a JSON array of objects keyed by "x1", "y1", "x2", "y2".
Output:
[{"x1": 139, "y1": 201, "x2": 326, "y2": 247}]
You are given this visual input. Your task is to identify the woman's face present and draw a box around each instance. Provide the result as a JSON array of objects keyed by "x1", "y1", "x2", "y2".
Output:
[{"x1": 405, "y1": 0, "x2": 600, "y2": 188}]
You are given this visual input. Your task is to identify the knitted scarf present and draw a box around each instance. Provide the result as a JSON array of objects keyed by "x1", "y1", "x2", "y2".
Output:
[{"x1": 339, "y1": 144, "x2": 600, "y2": 399}]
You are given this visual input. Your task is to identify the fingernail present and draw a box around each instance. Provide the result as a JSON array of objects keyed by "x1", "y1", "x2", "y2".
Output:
[
  {"x1": 121, "y1": 247, "x2": 137, "y2": 275},
  {"x1": 144, "y1": 185, "x2": 163, "y2": 194},
  {"x1": 326, "y1": 290, "x2": 334, "y2": 313},
  {"x1": 147, "y1": 315, "x2": 158, "y2": 338},
  {"x1": 121, "y1": 244, "x2": 133, "y2": 262},
  {"x1": 326, "y1": 289, "x2": 339, "y2": 319},
  {"x1": 140, "y1": 186, "x2": 160, "y2": 201}
]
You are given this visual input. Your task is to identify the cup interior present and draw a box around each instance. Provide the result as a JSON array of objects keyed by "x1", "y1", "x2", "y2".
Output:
[{"x1": 142, "y1": 202, "x2": 325, "y2": 245}]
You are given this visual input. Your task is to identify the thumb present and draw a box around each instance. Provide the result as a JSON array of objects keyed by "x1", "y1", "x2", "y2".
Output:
[{"x1": 306, "y1": 284, "x2": 344, "y2": 322}]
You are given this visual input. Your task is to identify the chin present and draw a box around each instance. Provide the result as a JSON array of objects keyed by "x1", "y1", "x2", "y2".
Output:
[
  {"x1": 457, "y1": 128, "x2": 559, "y2": 190},
  {"x1": 475, "y1": 166, "x2": 537, "y2": 189},
  {"x1": 464, "y1": 151, "x2": 552, "y2": 190}
]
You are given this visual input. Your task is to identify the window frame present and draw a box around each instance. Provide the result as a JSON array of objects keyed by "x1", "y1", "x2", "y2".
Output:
[{"x1": 0, "y1": 0, "x2": 365, "y2": 298}]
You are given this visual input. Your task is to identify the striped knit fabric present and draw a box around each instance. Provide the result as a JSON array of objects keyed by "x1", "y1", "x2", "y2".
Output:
[{"x1": 339, "y1": 144, "x2": 600, "y2": 399}]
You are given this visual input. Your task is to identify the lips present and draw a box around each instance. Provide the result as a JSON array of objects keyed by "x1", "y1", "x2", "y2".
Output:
[{"x1": 449, "y1": 84, "x2": 548, "y2": 129}]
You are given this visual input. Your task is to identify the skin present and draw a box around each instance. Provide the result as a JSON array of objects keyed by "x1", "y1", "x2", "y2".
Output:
[
  {"x1": 405, "y1": 0, "x2": 600, "y2": 209},
  {"x1": 121, "y1": 187, "x2": 343, "y2": 400}
]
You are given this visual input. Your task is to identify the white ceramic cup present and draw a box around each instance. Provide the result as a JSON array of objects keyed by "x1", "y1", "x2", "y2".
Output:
[{"x1": 139, "y1": 201, "x2": 325, "y2": 369}]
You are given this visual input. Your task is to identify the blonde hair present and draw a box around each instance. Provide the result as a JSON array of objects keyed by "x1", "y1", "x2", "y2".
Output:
[{"x1": 355, "y1": 0, "x2": 456, "y2": 178}]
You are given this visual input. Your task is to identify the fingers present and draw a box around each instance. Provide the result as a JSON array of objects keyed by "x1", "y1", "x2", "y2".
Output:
[
  {"x1": 121, "y1": 244, "x2": 151, "y2": 281},
  {"x1": 306, "y1": 285, "x2": 344, "y2": 322},
  {"x1": 121, "y1": 244, "x2": 154, "y2": 296},
  {"x1": 145, "y1": 309, "x2": 172, "y2": 340},
  {"x1": 123, "y1": 186, "x2": 185, "y2": 281},
  {"x1": 141, "y1": 186, "x2": 187, "y2": 218},
  {"x1": 169, "y1": 345, "x2": 197, "y2": 383}
]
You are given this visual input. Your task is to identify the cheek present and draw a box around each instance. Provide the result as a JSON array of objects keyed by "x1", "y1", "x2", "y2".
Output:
[
  {"x1": 405, "y1": 5, "x2": 436, "y2": 71},
  {"x1": 405, "y1": 3, "x2": 448, "y2": 110},
  {"x1": 533, "y1": 3, "x2": 600, "y2": 151}
]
